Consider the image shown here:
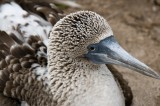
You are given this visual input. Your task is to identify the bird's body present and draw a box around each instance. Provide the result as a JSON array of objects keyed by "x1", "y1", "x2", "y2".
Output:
[{"x1": 0, "y1": 1, "x2": 159, "y2": 106}]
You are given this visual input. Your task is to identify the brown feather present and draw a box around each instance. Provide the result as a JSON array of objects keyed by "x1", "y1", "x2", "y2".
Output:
[
  {"x1": 0, "y1": 59, "x2": 7, "y2": 69},
  {"x1": 0, "y1": 31, "x2": 16, "y2": 47},
  {"x1": 15, "y1": 0, "x2": 63, "y2": 25},
  {"x1": 10, "y1": 33, "x2": 23, "y2": 44},
  {"x1": 0, "y1": 44, "x2": 10, "y2": 53},
  {"x1": 0, "y1": 30, "x2": 52, "y2": 105},
  {"x1": 0, "y1": 93, "x2": 20, "y2": 106},
  {"x1": 5, "y1": 55, "x2": 14, "y2": 65},
  {"x1": 0, "y1": 51, "x2": 5, "y2": 59},
  {"x1": 22, "y1": 44, "x2": 35, "y2": 55},
  {"x1": 10, "y1": 45, "x2": 27, "y2": 58}
]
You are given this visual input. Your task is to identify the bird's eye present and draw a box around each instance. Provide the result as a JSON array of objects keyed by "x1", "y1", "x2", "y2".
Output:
[{"x1": 88, "y1": 45, "x2": 96, "y2": 51}]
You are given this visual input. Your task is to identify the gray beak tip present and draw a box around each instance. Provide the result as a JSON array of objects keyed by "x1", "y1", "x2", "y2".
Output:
[
  {"x1": 139, "y1": 66, "x2": 160, "y2": 80},
  {"x1": 148, "y1": 68, "x2": 160, "y2": 80},
  {"x1": 152, "y1": 74, "x2": 160, "y2": 80}
]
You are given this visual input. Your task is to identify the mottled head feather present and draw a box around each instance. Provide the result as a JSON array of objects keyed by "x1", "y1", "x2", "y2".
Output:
[{"x1": 49, "y1": 11, "x2": 113, "y2": 57}]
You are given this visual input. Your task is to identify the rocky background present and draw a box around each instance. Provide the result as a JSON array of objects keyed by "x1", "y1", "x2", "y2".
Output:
[{"x1": 64, "y1": 0, "x2": 160, "y2": 106}]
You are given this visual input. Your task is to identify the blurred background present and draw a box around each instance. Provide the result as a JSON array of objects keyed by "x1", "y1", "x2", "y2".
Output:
[{"x1": 62, "y1": 0, "x2": 160, "y2": 106}]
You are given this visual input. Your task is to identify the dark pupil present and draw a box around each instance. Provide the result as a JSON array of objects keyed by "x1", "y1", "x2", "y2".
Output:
[{"x1": 89, "y1": 46, "x2": 95, "y2": 51}]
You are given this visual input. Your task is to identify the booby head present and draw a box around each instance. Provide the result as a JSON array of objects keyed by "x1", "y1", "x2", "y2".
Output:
[{"x1": 50, "y1": 11, "x2": 160, "y2": 79}]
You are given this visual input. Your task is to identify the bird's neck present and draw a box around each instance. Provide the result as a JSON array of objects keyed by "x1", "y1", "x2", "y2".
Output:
[{"x1": 48, "y1": 55, "x2": 125, "y2": 106}]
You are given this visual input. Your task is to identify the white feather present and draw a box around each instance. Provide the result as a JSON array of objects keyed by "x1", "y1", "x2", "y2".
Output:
[{"x1": 0, "y1": 2, "x2": 52, "y2": 43}]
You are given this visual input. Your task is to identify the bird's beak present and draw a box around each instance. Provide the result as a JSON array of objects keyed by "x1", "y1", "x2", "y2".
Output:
[{"x1": 85, "y1": 35, "x2": 160, "y2": 79}]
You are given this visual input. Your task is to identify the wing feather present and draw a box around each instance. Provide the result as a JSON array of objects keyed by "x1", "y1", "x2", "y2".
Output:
[{"x1": 0, "y1": 0, "x2": 62, "y2": 105}]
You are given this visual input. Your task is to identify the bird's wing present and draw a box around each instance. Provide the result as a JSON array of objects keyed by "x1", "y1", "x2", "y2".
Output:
[{"x1": 0, "y1": 1, "x2": 62, "y2": 105}]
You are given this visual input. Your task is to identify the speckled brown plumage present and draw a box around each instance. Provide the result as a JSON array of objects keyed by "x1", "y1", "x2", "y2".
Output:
[
  {"x1": 0, "y1": 0, "x2": 63, "y2": 105},
  {"x1": 0, "y1": 31, "x2": 56, "y2": 106}
]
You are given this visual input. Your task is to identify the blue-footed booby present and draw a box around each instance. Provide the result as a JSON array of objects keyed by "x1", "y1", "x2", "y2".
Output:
[{"x1": 0, "y1": 0, "x2": 159, "y2": 106}]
